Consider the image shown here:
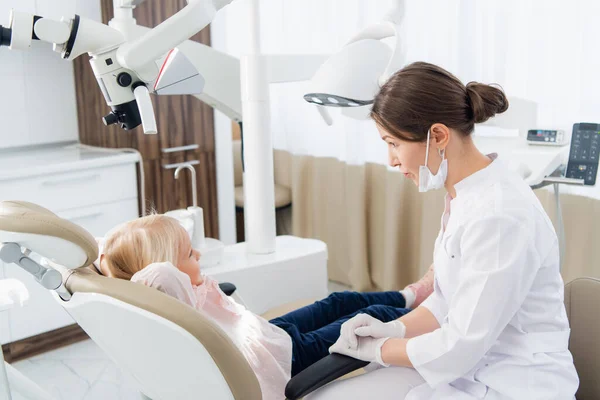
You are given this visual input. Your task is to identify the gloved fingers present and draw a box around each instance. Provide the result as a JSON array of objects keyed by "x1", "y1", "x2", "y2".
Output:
[
  {"x1": 339, "y1": 322, "x2": 358, "y2": 349},
  {"x1": 354, "y1": 325, "x2": 377, "y2": 337},
  {"x1": 340, "y1": 314, "x2": 371, "y2": 349}
]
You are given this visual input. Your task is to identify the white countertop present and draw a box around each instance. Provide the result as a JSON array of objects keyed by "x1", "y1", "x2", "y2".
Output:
[
  {"x1": 0, "y1": 143, "x2": 140, "y2": 181},
  {"x1": 202, "y1": 235, "x2": 328, "y2": 275}
]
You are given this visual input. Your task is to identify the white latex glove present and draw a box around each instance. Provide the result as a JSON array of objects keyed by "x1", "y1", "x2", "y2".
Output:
[
  {"x1": 355, "y1": 318, "x2": 406, "y2": 339},
  {"x1": 329, "y1": 336, "x2": 390, "y2": 367},
  {"x1": 339, "y1": 314, "x2": 406, "y2": 349}
]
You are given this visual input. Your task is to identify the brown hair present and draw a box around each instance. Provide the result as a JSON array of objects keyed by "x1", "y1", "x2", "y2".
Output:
[
  {"x1": 101, "y1": 215, "x2": 186, "y2": 280},
  {"x1": 370, "y1": 61, "x2": 509, "y2": 142}
]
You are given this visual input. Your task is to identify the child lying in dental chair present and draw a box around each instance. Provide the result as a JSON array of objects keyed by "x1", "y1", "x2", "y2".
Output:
[{"x1": 97, "y1": 214, "x2": 434, "y2": 400}]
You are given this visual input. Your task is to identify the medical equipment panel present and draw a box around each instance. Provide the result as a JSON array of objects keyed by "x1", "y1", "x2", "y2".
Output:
[
  {"x1": 527, "y1": 129, "x2": 567, "y2": 146},
  {"x1": 565, "y1": 123, "x2": 600, "y2": 186}
]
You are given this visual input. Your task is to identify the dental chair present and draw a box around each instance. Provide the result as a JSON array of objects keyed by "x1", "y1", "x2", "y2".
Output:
[
  {"x1": 0, "y1": 200, "x2": 363, "y2": 399},
  {"x1": 2, "y1": 200, "x2": 597, "y2": 399}
]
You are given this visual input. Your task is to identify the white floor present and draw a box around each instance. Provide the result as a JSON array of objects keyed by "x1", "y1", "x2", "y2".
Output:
[
  {"x1": 9, "y1": 339, "x2": 141, "y2": 400},
  {"x1": 7, "y1": 280, "x2": 351, "y2": 400}
]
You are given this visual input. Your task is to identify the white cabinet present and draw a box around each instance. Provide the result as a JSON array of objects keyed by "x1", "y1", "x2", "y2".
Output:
[
  {"x1": 0, "y1": 163, "x2": 138, "y2": 213},
  {"x1": 0, "y1": 146, "x2": 140, "y2": 342},
  {"x1": 0, "y1": 261, "x2": 10, "y2": 345},
  {"x1": 58, "y1": 199, "x2": 139, "y2": 237}
]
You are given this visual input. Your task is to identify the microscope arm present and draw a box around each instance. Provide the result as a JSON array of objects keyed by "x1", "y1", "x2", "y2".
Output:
[{"x1": 0, "y1": 0, "x2": 236, "y2": 133}]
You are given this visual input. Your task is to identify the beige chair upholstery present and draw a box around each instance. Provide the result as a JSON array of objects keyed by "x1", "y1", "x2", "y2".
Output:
[
  {"x1": 0, "y1": 200, "x2": 98, "y2": 268},
  {"x1": 232, "y1": 140, "x2": 292, "y2": 209},
  {"x1": 565, "y1": 277, "x2": 600, "y2": 400},
  {"x1": 62, "y1": 265, "x2": 263, "y2": 400}
]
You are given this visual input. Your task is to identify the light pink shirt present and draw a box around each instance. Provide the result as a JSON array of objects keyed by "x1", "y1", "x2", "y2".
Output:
[{"x1": 131, "y1": 262, "x2": 293, "y2": 400}]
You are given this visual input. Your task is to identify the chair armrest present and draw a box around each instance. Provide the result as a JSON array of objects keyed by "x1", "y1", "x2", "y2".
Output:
[
  {"x1": 285, "y1": 354, "x2": 368, "y2": 399},
  {"x1": 218, "y1": 282, "x2": 236, "y2": 296}
]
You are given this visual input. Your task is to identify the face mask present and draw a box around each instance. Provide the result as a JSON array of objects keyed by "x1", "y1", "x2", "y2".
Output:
[{"x1": 418, "y1": 129, "x2": 448, "y2": 192}]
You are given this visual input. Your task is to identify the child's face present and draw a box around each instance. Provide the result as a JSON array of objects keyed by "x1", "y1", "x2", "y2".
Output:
[{"x1": 177, "y1": 230, "x2": 203, "y2": 285}]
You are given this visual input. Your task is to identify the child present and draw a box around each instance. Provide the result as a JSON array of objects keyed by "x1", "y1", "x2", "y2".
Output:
[{"x1": 99, "y1": 215, "x2": 432, "y2": 400}]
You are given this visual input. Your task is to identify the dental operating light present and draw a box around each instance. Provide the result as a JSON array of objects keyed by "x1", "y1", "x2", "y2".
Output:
[{"x1": 303, "y1": 3, "x2": 405, "y2": 124}]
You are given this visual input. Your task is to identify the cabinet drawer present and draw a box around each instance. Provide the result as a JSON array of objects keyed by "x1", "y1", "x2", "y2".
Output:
[
  {"x1": 0, "y1": 262, "x2": 9, "y2": 345},
  {"x1": 58, "y1": 198, "x2": 139, "y2": 237},
  {"x1": 0, "y1": 163, "x2": 137, "y2": 213}
]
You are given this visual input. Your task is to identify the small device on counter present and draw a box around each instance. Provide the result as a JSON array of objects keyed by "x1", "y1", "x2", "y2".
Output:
[
  {"x1": 527, "y1": 129, "x2": 567, "y2": 146},
  {"x1": 565, "y1": 123, "x2": 600, "y2": 186}
]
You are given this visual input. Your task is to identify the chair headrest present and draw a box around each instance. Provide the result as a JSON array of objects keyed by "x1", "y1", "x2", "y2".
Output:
[{"x1": 0, "y1": 200, "x2": 98, "y2": 269}]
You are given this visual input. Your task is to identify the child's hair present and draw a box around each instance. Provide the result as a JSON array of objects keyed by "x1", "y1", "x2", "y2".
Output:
[{"x1": 101, "y1": 214, "x2": 186, "y2": 280}]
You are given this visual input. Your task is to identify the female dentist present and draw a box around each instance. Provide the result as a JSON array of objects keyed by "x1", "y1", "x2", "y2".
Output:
[{"x1": 314, "y1": 62, "x2": 579, "y2": 399}]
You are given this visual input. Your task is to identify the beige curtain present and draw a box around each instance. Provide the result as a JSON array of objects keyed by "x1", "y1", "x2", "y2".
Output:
[
  {"x1": 535, "y1": 190, "x2": 600, "y2": 284},
  {"x1": 276, "y1": 150, "x2": 600, "y2": 291}
]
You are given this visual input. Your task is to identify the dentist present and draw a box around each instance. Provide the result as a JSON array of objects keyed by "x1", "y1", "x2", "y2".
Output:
[{"x1": 317, "y1": 62, "x2": 579, "y2": 399}]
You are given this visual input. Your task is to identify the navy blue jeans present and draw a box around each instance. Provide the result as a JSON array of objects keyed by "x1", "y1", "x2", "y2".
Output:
[{"x1": 269, "y1": 291, "x2": 410, "y2": 376}]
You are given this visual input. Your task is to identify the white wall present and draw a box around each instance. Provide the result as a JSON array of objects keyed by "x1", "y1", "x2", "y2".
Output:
[{"x1": 0, "y1": 0, "x2": 101, "y2": 150}]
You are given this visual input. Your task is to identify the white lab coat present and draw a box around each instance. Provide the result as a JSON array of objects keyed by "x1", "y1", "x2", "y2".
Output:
[
  {"x1": 405, "y1": 156, "x2": 579, "y2": 399},
  {"x1": 308, "y1": 155, "x2": 580, "y2": 400}
]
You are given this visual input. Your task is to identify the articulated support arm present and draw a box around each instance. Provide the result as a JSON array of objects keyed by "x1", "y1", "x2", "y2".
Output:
[
  {"x1": 0, "y1": 9, "x2": 158, "y2": 132},
  {"x1": 0, "y1": 9, "x2": 123, "y2": 60},
  {"x1": 116, "y1": 0, "x2": 234, "y2": 82},
  {"x1": 0, "y1": 243, "x2": 71, "y2": 301},
  {"x1": 0, "y1": 0, "x2": 235, "y2": 134}
]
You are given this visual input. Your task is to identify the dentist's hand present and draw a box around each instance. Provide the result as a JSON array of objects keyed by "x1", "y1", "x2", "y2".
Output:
[
  {"x1": 329, "y1": 336, "x2": 390, "y2": 367},
  {"x1": 339, "y1": 314, "x2": 406, "y2": 349}
]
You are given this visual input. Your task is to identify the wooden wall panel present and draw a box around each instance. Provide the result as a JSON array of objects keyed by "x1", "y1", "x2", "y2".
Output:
[
  {"x1": 232, "y1": 121, "x2": 242, "y2": 141},
  {"x1": 2, "y1": 325, "x2": 88, "y2": 363}
]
